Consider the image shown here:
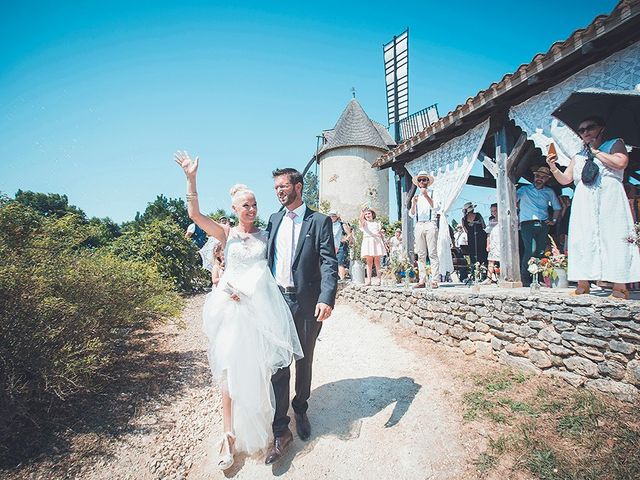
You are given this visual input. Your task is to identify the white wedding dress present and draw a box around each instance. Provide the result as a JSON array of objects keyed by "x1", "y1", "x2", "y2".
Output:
[
  {"x1": 202, "y1": 229, "x2": 303, "y2": 454},
  {"x1": 568, "y1": 139, "x2": 640, "y2": 283}
]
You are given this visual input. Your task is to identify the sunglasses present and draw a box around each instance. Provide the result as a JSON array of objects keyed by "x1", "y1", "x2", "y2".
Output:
[
  {"x1": 577, "y1": 124, "x2": 601, "y2": 135},
  {"x1": 417, "y1": 178, "x2": 429, "y2": 183}
]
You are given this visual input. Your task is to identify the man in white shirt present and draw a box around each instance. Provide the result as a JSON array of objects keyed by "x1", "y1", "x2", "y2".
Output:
[
  {"x1": 266, "y1": 168, "x2": 338, "y2": 464},
  {"x1": 516, "y1": 165, "x2": 561, "y2": 285},
  {"x1": 409, "y1": 170, "x2": 439, "y2": 288}
]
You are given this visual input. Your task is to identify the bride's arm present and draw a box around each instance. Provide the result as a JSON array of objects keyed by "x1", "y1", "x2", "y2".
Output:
[{"x1": 174, "y1": 151, "x2": 227, "y2": 244}]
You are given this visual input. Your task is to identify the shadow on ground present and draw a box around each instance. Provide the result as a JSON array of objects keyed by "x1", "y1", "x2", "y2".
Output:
[
  {"x1": 272, "y1": 376, "x2": 421, "y2": 476},
  {"x1": 0, "y1": 326, "x2": 209, "y2": 474}
]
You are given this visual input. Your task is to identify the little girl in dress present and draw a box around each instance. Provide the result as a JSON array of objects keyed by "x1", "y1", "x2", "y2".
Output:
[{"x1": 359, "y1": 208, "x2": 387, "y2": 285}]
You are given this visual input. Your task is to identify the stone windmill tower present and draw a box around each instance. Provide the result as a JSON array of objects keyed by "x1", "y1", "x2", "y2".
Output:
[{"x1": 316, "y1": 99, "x2": 396, "y2": 221}]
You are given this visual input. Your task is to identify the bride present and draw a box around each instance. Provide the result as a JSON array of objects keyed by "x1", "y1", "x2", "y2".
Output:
[{"x1": 174, "y1": 151, "x2": 303, "y2": 470}]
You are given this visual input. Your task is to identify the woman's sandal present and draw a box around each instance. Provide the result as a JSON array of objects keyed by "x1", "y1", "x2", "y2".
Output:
[
  {"x1": 217, "y1": 432, "x2": 236, "y2": 471},
  {"x1": 609, "y1": 288, "x2": 630, "y2": 301},
  {"x1": 570, "y1": 284, "x2": 590, "y2": 296}
]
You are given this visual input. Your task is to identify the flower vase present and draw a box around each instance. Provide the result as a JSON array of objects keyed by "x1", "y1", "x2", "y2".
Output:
[
  {"x1": 403, "y1": 272, "x2": 411, "y2": 289},
  {"x1": 552, "y1": 268, "x2": 569, "y2": 288},
  {"x1": 351, "y1": 260, "x2": 365, "y2": 285},
  {"x1": 530, "y1": 273, "x2": 541, "y2": 294}
]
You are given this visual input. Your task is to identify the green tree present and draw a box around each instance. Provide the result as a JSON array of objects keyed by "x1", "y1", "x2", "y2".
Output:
[
  {"x1": 208, "y1": 208, "x2": 266, "y2": 228},
  {"x1": 208, "y1": 208, "x2": 237, "y2": 225},
  {"x1": 14, "y1": 190, "x2": 86, "y2": 219},
  {"x1": 86, "y1": 216, "x2": 121, "y2": 247},
  {"x1": 302, "y1": 171, "x2": 319, "y2": 210},
  {"x1": 135, "y1": 194, "x2": 190, "y2": 230}
]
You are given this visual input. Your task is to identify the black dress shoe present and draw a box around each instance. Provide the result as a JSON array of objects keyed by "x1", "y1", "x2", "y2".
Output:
[
  {"x1": 265, "y1": 430, "x2": 293, "y2": 465},
  {"x1": 295, "y1": 412, "x2": 311, "y2": 441}
]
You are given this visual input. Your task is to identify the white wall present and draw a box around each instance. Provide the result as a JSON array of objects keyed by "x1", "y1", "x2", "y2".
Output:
[{"x1": 319, "y1": 146, "x2": 389, "y2": 222}]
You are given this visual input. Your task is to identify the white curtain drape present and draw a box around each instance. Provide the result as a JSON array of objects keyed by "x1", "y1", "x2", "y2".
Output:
[
  {"x1": 509, "y1": 42, "x2": 640, "y2": 166},
  {"x1": 405, "y1": 119, "x2": 490, "y2": 276}
]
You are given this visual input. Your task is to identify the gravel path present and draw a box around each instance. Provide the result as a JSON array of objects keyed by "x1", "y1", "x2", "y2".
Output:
[{"x1": 16, "y1": 294, "x2": 485, "y2": 479}]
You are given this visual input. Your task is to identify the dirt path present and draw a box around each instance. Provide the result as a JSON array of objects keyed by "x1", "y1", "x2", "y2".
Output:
[{"x1": 8, "y1": 295, "x2": 489, "y2": 480}]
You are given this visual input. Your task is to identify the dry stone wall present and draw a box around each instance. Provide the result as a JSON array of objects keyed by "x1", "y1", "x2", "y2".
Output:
[{"x1": 338, "y1": 284, "x2": 640, "y2": 402}]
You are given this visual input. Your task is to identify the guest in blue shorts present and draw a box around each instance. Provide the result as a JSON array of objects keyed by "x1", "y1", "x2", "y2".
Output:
[{"x1": 329, "y1": 211, "x2": 353, "y2": 280}]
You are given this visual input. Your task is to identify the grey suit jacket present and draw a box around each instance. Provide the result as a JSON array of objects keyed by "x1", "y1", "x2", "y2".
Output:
[{"x1": 266, "y1": 206, "x2": 338, "y2": 319}]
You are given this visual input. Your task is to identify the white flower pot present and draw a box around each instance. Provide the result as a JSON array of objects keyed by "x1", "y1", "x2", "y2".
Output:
[
  {"x1": 351, "y1": 260, "x2": 365, "y2": 284},
  {"x1": 551, "y1": 268, "x2": 569, "y2": 288}
]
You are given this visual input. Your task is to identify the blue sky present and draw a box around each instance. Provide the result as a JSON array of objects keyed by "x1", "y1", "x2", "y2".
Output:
[{"x1": 0, "y1": 0, "x2": 618, "y2": 223}]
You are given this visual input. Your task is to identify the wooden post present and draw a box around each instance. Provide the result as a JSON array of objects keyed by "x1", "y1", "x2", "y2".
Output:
[
  {"x1": 495, "y1": 127, "x2": 522, "y2": 287},
  {"x1": 400, "y1": 169, "x2": 415, "y2": 261}
]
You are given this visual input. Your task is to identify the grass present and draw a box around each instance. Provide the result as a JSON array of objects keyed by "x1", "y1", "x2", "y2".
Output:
[
  {"x1": 556, "y1": 391, "x2": 603, "y2": 437},
  {"x1": 523, "y1": 449, "x2": 574, "y2": 480},
  {"x1": 463, "y1": 368, "x2": 640, "y2": 480},
  {"x1": 474, "y1": 452, "x2": 498, "y2": 474}
]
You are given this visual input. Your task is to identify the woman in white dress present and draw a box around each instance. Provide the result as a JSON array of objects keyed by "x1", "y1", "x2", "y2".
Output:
[
  {"x1": 546, "y1": 116, "x2": 640, "y2": 299},
  {"x1": 174, "y1": 151, "x2": 303, "y2": 469},
  {"x1": 359, "y1": 207, "x2": 387, "y2": 285},
  {"x1": 483, "y1": 203, "x2": 501, "y2": 284}
]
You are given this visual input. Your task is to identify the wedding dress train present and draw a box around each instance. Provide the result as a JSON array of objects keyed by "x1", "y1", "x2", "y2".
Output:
[{"x1": 202, "y1": 229, "x2": 303, "y2": 454}]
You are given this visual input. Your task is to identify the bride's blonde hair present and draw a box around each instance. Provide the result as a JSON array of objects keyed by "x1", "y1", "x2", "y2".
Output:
[{"x1": 229, "y1": 184, "x2": 255, "y2": 205}]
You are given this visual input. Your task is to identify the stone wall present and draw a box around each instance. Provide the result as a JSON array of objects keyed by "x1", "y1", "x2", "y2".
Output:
[{"x1": 338, "y1": 284, "x2": 640, "y2": 402}]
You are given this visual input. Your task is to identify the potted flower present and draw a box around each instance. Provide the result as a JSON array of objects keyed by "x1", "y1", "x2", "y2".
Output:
[
  {"x1": 379, "y1": 266, "x2": 397, "y2": 287},
  {"x1": 544, "y1": 236, "x2": 569, "y2": 288},
  {"x1": 388, "y1": 255, "x2": 417, "y2": 286},
  {"x1": 539, "y1": 256, "x2": 554, "y2": 287}
]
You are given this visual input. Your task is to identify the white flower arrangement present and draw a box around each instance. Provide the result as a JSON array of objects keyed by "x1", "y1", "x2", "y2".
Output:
[{"x1": 527, "y1": 257, "x2": 540, "y2": 274}]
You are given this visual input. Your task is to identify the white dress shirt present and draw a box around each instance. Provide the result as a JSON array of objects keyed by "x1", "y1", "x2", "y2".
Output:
[
  {"x1": 273, "y1": 203, "x2": 306, "y2": 287},
  {"x1": 409, "y1": 189, "x2": 438, "y2": 223}
]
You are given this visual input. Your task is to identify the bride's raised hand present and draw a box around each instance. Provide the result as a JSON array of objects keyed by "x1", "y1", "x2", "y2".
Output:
[{"x1": 174, "y1": 150, "x2": 199, "y2": 178}]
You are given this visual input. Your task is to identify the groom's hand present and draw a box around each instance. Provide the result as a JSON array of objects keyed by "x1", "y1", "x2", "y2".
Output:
[{"x1": 315, "y1": 303, "x2": 333, "y2": 322}]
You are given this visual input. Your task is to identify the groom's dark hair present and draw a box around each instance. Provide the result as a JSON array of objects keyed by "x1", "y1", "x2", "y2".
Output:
[{"x1": 272, "y1": 168, "x2": 304, "y2": 187}]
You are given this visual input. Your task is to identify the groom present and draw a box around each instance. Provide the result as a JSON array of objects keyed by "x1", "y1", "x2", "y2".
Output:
[{"x1": 265, "y1": 167, "x2": 338, "y2": 464}]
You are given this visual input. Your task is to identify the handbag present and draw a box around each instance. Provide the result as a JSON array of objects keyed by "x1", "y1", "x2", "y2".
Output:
[{"x1": 581, "y1": 145, "x2": 599, "y2": 186}]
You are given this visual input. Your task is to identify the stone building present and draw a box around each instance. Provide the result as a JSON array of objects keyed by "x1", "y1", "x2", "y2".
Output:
[{"x1": 316, "y1": 99, "x2": 396, "y2": 221}]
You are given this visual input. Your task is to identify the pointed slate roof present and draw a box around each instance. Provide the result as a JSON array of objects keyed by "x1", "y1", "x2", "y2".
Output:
[{"x1": 319, "y1": 99, "x2": 395, "y2": 155}]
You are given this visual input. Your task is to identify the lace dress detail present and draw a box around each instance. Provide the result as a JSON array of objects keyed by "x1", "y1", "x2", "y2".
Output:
[{"x1": 202, "y1": 229, "x2": 302, "y2": 454}]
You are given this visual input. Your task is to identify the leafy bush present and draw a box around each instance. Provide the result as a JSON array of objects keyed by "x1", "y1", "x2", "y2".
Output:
[
  {"x1": 109, "y1": 218, "x2": 209, "y2": 292},
  {"x1": 0, "y1": 202, "x2": 182, "y2": 454}
]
